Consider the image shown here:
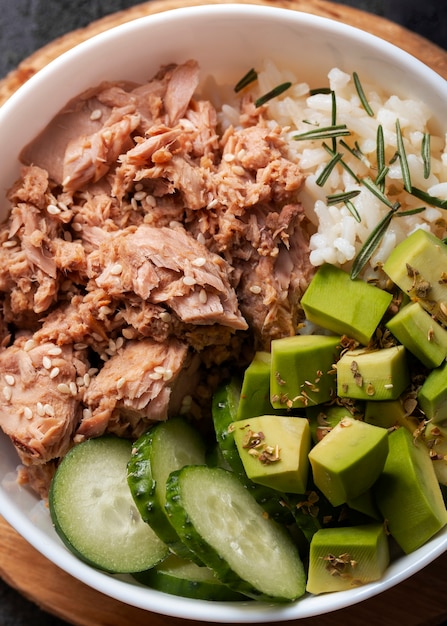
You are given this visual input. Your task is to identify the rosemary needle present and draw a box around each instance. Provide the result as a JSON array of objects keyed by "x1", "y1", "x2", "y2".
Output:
[
  {"x1": 353, "y1": 72, "x2": 374, "y2": 117},
  {"x1": 396, "y1": 119, "x2": 412, "y2": 193},
  {"x1": 234, "y1": 68, "x2": 258, "y2": 92},
  {"x1": 255, "y1": 82, "x2": 292, "y2": 107},
  {"x1": 350, "y1": 205, "x2": 399, "y2": 279},
  {"x1": 316, "y1": 152, "x2": 343, "y2": 186},
  {"x1": 422, "y1": 133, "x2": 431, "y2": 179},
  {"x1": 293, "y1": 124, "x2": 350, "y2": 141}
]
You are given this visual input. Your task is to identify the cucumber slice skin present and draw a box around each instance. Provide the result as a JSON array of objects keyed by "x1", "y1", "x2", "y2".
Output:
[
  {"x1": 127, "y1": 417, "x2": 206, "y2": 560},
  {"x1": 49, "y1": 436, "x2": 168, "y2": 574},
  {"x1": 212, "y1": 381, "x2": 293, "y2": 525},
  {"x1": 165, "y1": 465, "x2": 306, "y2": 602},
  {"x1": 133, "y1": 555, "x2": 246, "y2": 601}
]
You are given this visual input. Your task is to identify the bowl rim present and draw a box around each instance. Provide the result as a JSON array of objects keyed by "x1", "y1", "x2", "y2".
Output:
[{"x1": 0, "y1": 4, "x2": 446, "y2": 623}]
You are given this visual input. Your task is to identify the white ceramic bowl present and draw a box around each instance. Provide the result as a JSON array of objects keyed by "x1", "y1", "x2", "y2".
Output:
[{"x1": 0, "y1": 5, "x2": 446, "y2": 622}]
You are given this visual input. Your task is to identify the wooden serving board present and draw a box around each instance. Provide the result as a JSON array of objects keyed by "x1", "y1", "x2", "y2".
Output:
[{"x1": 1, "y1": 1, "x2": 447, "y2": 625}]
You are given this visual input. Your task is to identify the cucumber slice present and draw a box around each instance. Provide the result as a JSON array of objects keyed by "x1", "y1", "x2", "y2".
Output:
[
  {"x1": 165, "y1": 465, "x2": 306, "y2": 602},
  {"x1": 49, "y1": 436, "x2": 168, "y2": 573},
  {"x1": 127, "y1": 417, "x2": 206, "y2": 559},
  {"x1": 133, "y1": 554, "x2": 246, "y2": 601},
  {"x1": 212, "y1": 380, "x2": 293, "y2": 525}
]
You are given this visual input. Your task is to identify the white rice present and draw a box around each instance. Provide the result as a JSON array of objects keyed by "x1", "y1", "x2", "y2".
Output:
[{"x1": 220, "y1": 61, "x2": 447, "y2": 279}]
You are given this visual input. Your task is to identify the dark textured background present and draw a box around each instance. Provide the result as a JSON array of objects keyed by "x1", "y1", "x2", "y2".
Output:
[{"x1": 0, "y1": 0, "x2": 446, "y2": 624}]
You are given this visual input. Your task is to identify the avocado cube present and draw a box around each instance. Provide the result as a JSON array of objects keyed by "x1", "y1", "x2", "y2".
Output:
[
  {"x1": 232, "y1": 415, "x2": 311, "y2": 493},
  {"x1": 418, "y1": 361, "x2": 447, "y2": 425},
  {"x1": 374, "y1": 426, "x2": 447, "y2": 553},
  {"x1": 386, "y1": 301, "x2": 447, "y2": 369},
  {"x1": 337, "y1": 346, "x2": 409, "y2": 401},
  {"x1": 382, "y1": 228, "x2": 447, "y2": 324},
  {"x1": 308, "y1": 417, "x2": 389, "y2": 506},
  {"x1": 237, "y1": 352, "x2": 283, "y2": 420},
  {"x1": 270, "y1": 335, "x2": 341, "y2": 410},
  {"x1": 300, "y1": 263, "x2": 393, "y2": 345},
  {"x1": 365, "y1": 399, "x2": 419, "y2": 433},
  {"x1": 306, "y1": 404, "x2": 362, "y2": 444},
  {"x1": 423, "y1": 422, "x2": 447, "y2": 486},
  {"x1": 306, "y1": 523, "x2": 390, "y2": 594}
]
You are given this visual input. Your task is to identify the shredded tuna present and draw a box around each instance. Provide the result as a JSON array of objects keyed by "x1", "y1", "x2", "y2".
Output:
[{"x1": 0, "y1": 60, "x2": 314, "y2": 498}]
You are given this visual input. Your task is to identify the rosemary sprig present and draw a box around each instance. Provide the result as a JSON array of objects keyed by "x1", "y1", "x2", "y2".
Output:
[
  {"x1": 255, "y1": 82, "x2": 292, "y2": 107},
  {"x1": 353, "y1": 72, "x2": 374, "y2": 117},
  {"x1": 331, "y1": 90, "x2": 337, "y2": 152},
  {"x1": 322, "y1": 143, "x2": 360, "y2": 183},
  {"x1": 234, "y1": 68, "x2": 258, "y2": 93},
  {"x1": 293, "y1": 124, "x2": 351, "y2": 141},
  {"x1": 376, "y1": 124, "x2": 386, "y2": 190},
  {"x1": 316, "y1": 152, "x2": 343, "y2": 186},
  {"x1": 326, "y1": 190, "x2": 361, "y2": 205},
  {"x1": 411, "y1": 187, "x2": 447, "y2": 210},
  {"x1": 345, "y1": 199, "x2": 361, "y2": 222},
  {"x1": 396, "y1": 119, "x2": 412, "y2": 192},
  {"x1": 350, "y1": 204, "x2": 400, "y2": 279},
  {"x1": 422, "y1": 133, "x2": 431, "y2": 179},
  {"x1": 361, "y1": 176, "x2": 399, "y2": 210}
]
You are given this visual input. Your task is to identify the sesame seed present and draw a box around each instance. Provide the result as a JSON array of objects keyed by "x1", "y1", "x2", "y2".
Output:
[
  {"x1": 72, "y1": 222, "x2": 82, "y2": 232},
  {"x1": 199, "y1": 289, "x2": 208, "y2": 304},
  {"x1": 58, "y1": 201, "x2": 69, "y2": 212},
  {"x1": 183, "y1": 276, "x2": 196, "y2": 286},
  {"x1": 69, "y1": 382, "x2": 78, "y2": 396},
  {"x1": 74, "y1": 342, "x2": 88, "y2": 350},
  {"x1": 50, "y1": 367, "x2": 60, "y2": 379},
  {"x1": 83, "y1": 373, "x2": 91, "y2": 387},
  {"x1": 133, "y1": 191, "x2": 147, "y2": 202},
  {"x1": 92, "y1": 333, "x2": 104, "y2": 342},
  {"x1": 130, "y1": 197, "x2": 138, "y2": 211},
  {"x1": 62, "y1": 176, "x2": 71, "y2": 187},
  {"x1": 237, "y1": 149, "x2": 246, "y2": 160},
  {"x1": 249, "y1": 285, "x2": 262, "y2": 294},
  {"x1": 24, "y1": 407, "x2": 33, "y2": 420},
  {"x1": 2, "y1": 386, "x2": 11, "y2": 401},
  {"x1": 44, "y1": 404, "x2": 55, "y2": 416},
  {"x1": 90, "y1": 108, "x2": 102, "y2": 121},
  {"x1": 122, "y1": 328, "x2": 135, "y2": 339},
  {"x1": 47, "y1": 346, "x2": 62, "y2": 356},
  {"x1": 206, "y1": 199, "x2": 218, "y2": 210},
  {"x1": 223, "y1": 153, "x2": 235, "y2": 162},
  {"x1": 145, "y1": 195, "x2": 156, "y2": 207},
  {"x1": 76, "y1": 377, "x2": 85, "y2": 387},
  {"x1": 108, "y1": 338, "x2": 117, "y2": 352},
  {"x1": 116, "y1": 377, "x2": 126, "y2": 389},
  {"x1": 88, "y1": 368, "x2": 99, "y2": 377},
  {"x1": 36, "y1": 402, "x2": 45, "y2": 416},
  {"x1": 82, "y1": 408, "x2": 92, "y2": 420},
  {"x1": 163, "y1": 369, "x2": 173, "y2": 382},
  {"x1": 4, "y1": 374, "x2": 15, "y2": 386},
  {"x1": 135, "y1": 183, "x2": 143, "y2": 191},
  {"x1": 42, "y1": 356, "x2": 52, "y2": 370},
  {"x1": 115, "y1": 336, "x2": 124, "y2": 350},
  {"x1": 47, "y1": 204, "x2": 61, "y2": 215},
  {"x1": 57, "y1": 383, "x2": 71, "y2": 395},
  {"x1": 149, "y1": 372, "x2": 163, "y2": 380},
  {"x1": 154, "y1": 366, "x2": 166, "y2": 374},
  {"x1": 192, "y1": 257, "x2": 206, "y2": 267},
  {"x1": 2, "y1": 239, "x2": 18, "y2": 248},
  {"x1": 159, "y1": 312, "x2": 171, "y2": 323},
  {"x1": 197, "y1": 233, "x2": 206, "y2": 245},
  {"x1": 110, "y1": 263, "x2": 123, "y2": 275},
  {"x1": 24, "y1": 339, "x2": 36, "y2": 352},
  {"x1": 233, "y1": 165, "x2": 246, "y2": 176}
]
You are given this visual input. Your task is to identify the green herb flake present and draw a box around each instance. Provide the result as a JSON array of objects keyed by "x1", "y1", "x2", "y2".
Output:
[
  {"x1": 234, "y1": 68, "x2": 258, "y2": 93},
  {"x1": 326, "y1": 190, "x2": 361, "y2": 206},
  {"x1": 396, "y1": 119, "x2": 412, "y2": 193},
  {"x1": 353, "y1": 72, "x2": 374, "y2": 117},
  {"x1": 316, "y1": 152, "x2": 343, "y2": 187},
  {"x1": 322, "y1": 143, "x2": 360, "y2": 183},
  {"x1": 422, "y1": 133, "x2": 431, "y2": 179},
  {"x1": 293, "y1": 124, "x2": 351, "y2": 142},
  {"x1": 361, "y1": 176, "x2": 397, "y2": 209},
  {"x1": 411, "y1": 187, "x2": 447, "y2": 210},
  {"x1": 255, "y1": 81, "x2": 292, "y2": 107}
]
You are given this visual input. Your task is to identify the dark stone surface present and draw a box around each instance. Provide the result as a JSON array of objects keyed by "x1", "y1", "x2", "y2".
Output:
[{"x1": 0, "y1": 0, "x2": 445, "y2": 624}]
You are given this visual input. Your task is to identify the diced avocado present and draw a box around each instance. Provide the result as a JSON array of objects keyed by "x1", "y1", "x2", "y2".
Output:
[
  {"x1": 347, "y1": 490, "x2": 381, "y2": 520},
  {"x1": 365, "y1": 399, "x2": 419, "y2": 434},
  {"x1": 418, "y1": 361, "x2": 447, "y2": 425},
  {"x1": 306, "y1": 404, "x2": 362, "y2": 444},
  {"x1": 306, "y1": 523, "x2": 390, "y2": 594},
  {"x1": 237, "y1": 352, "x2": 283, "y2": 420},
  {"x1": 386, "y1": 301, "x2": 447, "y2": 369},
  {"x1": 308, "y1": 417, "x2": 389, "y2": 506},
  {"x1": 300, "y1": 263, "x2": 393, "y2": 345},
  {"x1": 374, "y1": 426, "x2": 447, "y2": 554},
  {"x1": 382, "y1": 228, "x2": 447, "y2": 324},
  {"x1": 270, "y1": 335, "x2": 341, "y2": 410},
  {"x1": 232, "y1": 415, "x2": 311, "y2": 493},
  {"x1": 423, "y1": 422, "x2": 447, "y2": 486},
  {"x1": 336, "y1": 346, "x2": 409, "y2": 401}
]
